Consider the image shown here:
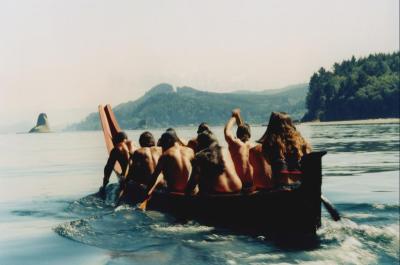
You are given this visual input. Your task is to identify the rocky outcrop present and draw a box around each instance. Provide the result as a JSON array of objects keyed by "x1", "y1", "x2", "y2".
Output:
[{"x1": 29, "y1": 113, "x2": 51, "y2": 133}]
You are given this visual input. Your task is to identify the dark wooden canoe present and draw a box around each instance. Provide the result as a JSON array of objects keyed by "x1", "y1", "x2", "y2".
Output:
[{"x1": 98, "y1": 105, "x2": 325, "y2": 237}]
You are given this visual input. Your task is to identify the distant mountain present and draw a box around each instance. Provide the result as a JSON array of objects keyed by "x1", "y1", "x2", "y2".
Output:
[
  {"x1": 303, "y1": 52, "x2": 399, "y2": 121},
  {"x1": 67, "y1": 83, "x2": 308, "y2": 131},
  {"x1": 234, "y1": 83, "x2": 308, "y2": 95}
]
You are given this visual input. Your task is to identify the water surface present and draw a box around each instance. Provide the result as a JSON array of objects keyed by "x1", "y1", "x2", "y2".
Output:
[{"x1": 0, "y1": 122, "x2": 398, "y2": 265}]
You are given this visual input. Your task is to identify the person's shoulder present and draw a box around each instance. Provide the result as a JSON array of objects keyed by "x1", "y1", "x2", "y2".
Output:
[
  {"x1": 134, "y1": 147, "x2": 144, "y2": 153},
  {"x1": 182, "y1": 145, "x2": 195, "y2": 155},
  {"x1": 110, "y1": 147, "x2": 120, "y2": 155},
  {"x1": 150, "y1": 146, "x2": 162, "y2": 153},
  {"x1": 187, "y1": 138, "x2": 197, "y2": 149},
  {"x1": 187, "y1": 138, "x2": 197, "y2": 145},
  {"x1": 133, "y1": 147, "x2": 149, "y2": 157},
  {"x1": 250, "y1": 143, "x2": 262, "y2": 152},
  {"x1": 246, "y1": 141, "x2": 256, "y2": 148},
  {"x1": 162, "y1": 147, "x2": 176, "y2": 156},
  {"x1": 230, "y1": 137, "x2": 244, "y2": 147}
]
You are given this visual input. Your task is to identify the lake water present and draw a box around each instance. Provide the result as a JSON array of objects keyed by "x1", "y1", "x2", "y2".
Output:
[{"x1": 0, "y1": 122, "x2": 399, "y2": 265}]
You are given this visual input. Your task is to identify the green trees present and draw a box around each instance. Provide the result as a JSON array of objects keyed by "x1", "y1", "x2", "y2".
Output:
[{"x1": 302, "y1": 52, "x2": 400, "y2": 121}]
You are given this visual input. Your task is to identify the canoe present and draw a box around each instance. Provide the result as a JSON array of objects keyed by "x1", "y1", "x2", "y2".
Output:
[{"x1": 98, "y1": 105, "x2": 325, "y2": 237}]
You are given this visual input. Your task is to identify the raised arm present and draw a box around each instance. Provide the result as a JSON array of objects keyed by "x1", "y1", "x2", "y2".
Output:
[
  {"x1": 224, "y1": 108, "x2": 242, "y2": 144},
  {"x1": 233, "y1": 108, "x2": 243, "y2": 126}
]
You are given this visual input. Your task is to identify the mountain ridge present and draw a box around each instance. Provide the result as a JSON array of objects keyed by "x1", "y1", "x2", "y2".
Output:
[{"x1": 67, "y1": 83, "x2": 308, "y2": 131}]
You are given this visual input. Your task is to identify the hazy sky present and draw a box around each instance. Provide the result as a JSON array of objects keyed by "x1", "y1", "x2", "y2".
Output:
[{"x1": 0, "y1": 0, "x2": 398, "y2": 130}]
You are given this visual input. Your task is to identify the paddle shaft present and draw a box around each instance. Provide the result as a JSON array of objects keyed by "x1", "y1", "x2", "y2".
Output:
[{"x1": 321, "y1": 194, "x2": 341, "y2": 221}]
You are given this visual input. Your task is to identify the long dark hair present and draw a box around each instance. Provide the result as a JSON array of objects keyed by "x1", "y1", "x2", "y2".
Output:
[{"x1": 194, "y1": 132, "x2": 225, "y2": 176}]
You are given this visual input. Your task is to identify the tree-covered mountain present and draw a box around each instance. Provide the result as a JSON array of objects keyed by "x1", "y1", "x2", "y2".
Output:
[
  {"x1": 302, "y1": 52, "x2": 399, "y2": 122},
  {"x1": 68, "y1": 83, "x2": 308, "y2": 131}
]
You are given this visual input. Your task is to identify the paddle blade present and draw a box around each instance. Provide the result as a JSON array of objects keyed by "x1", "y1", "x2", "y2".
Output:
[
  {"x1": 138, "y1": 199, "x2": 148, "y2": 211},
  {"x1": 321, "y1": 195, "x2": 341, "y2": 221}
]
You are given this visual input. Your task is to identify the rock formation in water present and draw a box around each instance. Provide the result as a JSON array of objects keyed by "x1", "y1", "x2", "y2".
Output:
[{"x1": 29, "y1": 113, "x2": 51, "y2": 133}]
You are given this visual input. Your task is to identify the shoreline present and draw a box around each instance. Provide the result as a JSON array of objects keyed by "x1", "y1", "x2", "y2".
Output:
[{"x1": 300, "y1": 118, "x2": 400, "y2": 126}]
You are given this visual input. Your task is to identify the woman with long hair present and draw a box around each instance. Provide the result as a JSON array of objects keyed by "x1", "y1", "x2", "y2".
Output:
[
  {"x1": 185, "y1": 131, "x2": 242, "y2": 195},
  {"x1": 258, "y1": 112, "x2": 312, "y2": 187}
]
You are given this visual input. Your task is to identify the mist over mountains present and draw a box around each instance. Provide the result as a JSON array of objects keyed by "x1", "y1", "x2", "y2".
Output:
[{"x1": 68, "y1": 83, "x2": 308, "y2": 130}]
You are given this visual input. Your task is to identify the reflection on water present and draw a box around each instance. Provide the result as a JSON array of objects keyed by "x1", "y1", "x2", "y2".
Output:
[{"x1": 0, "y1": 122, "x2": 399, "y2": 265}]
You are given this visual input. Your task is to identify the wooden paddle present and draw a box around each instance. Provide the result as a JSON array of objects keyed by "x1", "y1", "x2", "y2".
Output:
[
  {"x1": 98, "y1": 105, "x2": 123, "y2": 175},
  {"x1": 321, "y1": 195, "x2": 341, "y2": 221},
  {"x1": 137, "y1": 176, "x2": 160, "y2": 211},
  {"x1": 138, "y1": 198, "x2": 149, "y2": 211}
]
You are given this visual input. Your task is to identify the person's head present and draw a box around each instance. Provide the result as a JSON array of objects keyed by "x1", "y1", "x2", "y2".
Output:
[
  {"x1": 236, "y1": 123, "x2": 251, "y2": 142},
  {"x1": 164, "y1": 127, "x2": 186, "y2": 146},
  {"x1": 139, "y1": 131, "x2": 155, "y2": 147},
  {"x1": 197, "y1": 122, "x2": 211, "y2": 134},
  {"x1": 158, "y1": 131, "x2": 178, "y2": 150},
  {"x1": 197, "y1": 131, "x2": 218, "y2": 151},
  {"x1": 260, "y1": 112, "x2": 310, "y2": 161},
  {"x1": 194, "y1": 132, "x2": 224, "y2": 177},
  {"x1": 166, "y1": 128, "x2": 176, "y2": 134},
  {"x1": 113, "y1": 131, "x2": 128, "y2": 145}
]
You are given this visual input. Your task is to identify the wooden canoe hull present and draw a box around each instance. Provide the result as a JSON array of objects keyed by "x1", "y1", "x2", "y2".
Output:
[{"x1": 147, "y1": 152, "x2": 324, "y2": 236}]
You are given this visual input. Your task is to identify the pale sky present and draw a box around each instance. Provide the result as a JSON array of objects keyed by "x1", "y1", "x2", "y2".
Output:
[{"x1": 0, "y1": 0, "x2": 398, "y2": 131}]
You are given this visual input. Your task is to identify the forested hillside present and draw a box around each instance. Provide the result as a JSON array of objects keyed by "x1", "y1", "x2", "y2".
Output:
[{"x1": 302, "y1": 52, "x2": 399, "y2": 121}]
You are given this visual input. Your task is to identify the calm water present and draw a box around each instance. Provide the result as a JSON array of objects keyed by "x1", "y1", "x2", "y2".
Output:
[{"x1": 0, "y1": 123, "x2": 399, "y2": 265}]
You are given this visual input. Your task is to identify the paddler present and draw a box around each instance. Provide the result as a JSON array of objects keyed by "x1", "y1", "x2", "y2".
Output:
[
  {"x1": 185, "y1": 131, "x2": 242, "y2": 195},
  {"x1": 145, "y1": 130, "x2": 195, "y2": 195},
  {"x1": 117, "y1": 131, "x2": 163, "y2": 203},
  {"x1": 187, "y1": 122, "x2": 212, "y2": 151},
  {"x1": 258, "y1": 112, "x2": 312, "y2": 188},
  {"x1": 99, "y1": 131, "x2": 135, "y2": 198},
  {"x1": 224, "y1": 108, "x2": 254, "y2": 192},
  {"x1": 249, "y1": 143, "x2": 274, "y2": 190}
]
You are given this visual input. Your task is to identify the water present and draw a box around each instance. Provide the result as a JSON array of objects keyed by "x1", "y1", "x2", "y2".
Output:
[{"x1": 0, "y1": 122, "x2": 398, "y2": 265}]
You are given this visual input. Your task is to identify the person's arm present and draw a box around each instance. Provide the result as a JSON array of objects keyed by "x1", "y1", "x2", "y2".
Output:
[
  {"x1": 224, "y1": 109, "x2": 241, "y2": 144},
  {"x1": 126, "y1": 140, "x2": 137, "y2": 154},
  {"x1": 100, "y1": 149, "x2": 117, "y2": 195},
  {"x1": 303, "y1": 141, "x2": 312, "y2": 155},
  {"x1": 116, "y1": 150, "x2": 141, "y2": 205},
  {"x1": 130, "y1": 150, "x2": 142, "y2": 173},
  {"x1": 224, "y1": 117, "x2": 236, "y2": 144},
  {"x1": 145, "y1": 155, "x2": 165, "y2": 196},
  {"x1": 185, "y1": 160, "x2": 200, "y2": 195},
  {"x1": 233, "y1": 108, "x2": 243, "y2": 126}
]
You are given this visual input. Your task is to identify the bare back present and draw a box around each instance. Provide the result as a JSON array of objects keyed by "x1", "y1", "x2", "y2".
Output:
[
  {"x1": 130, "y1": 146, "x2": 162, "y2": 185},
  {"x1": 187, "y1": 147, "x2": 242, "y2": 194},
  {"x1": 214, "y1": 148, "x2": 243, "y2": 193},
  {"x1": 249, "y1": 144, "x2": 273, "y2": 190},
  {"x1": 162, "y1": 145, "x2": 194, "y2": 192},
  {"x1": 227, "y1": 140, "x2": 253, "y2": 187}
]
